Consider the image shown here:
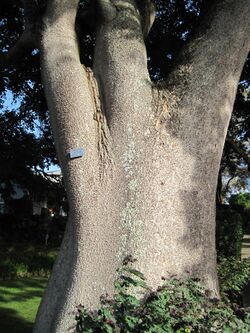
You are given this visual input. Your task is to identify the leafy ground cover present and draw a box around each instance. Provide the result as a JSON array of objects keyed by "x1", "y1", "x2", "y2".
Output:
[
  {"x1": 1, "y1": 242, "x2": 250, "y2": 332},
  {"x1": 76, "y1": 257, "x2": 250, "y2": 333},
  {"x1": 0, "y1": 278, "x2": 47, "y2": 333}
]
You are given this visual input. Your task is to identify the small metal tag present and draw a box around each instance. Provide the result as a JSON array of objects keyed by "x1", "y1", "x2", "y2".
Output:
[{"x1": 69, "y1": 148, "x2": 85, "y2": 159}]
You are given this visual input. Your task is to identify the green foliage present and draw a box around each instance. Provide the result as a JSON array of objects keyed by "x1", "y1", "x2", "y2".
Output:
[
  {"x1": 218, "y1": 257, "x2": 250, "y2": 305},
  {"x1": 0, "y1": 257, "x2": 53, "y2": 279},
  {"x1": 0, "y1": 243, "x2": 58, "y2": 279},
  {"x1": 76, "y1": 258, "x2": 250, "y2": 333},
  {"x1": 0, "y1": 261, "x2": 29, "y2": 279},
  {"x1": 216, "y1": 208, "x2": 244, "y2": 258},
  {"x1": 229, "y1": 193, "x2": 250, "y2": 211}
]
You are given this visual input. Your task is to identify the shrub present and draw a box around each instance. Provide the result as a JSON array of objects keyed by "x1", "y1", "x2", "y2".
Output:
[
  {"x1": 229, "y1": 193, "x2": 250, "y2": 210},
  {"x1": 0, "y1": 244, "x2": 58, "y2": 279},
  {"x1": 0, "y1": 258, "x2": 53, "y2": 279},
  {"x1": 0, "y1": 260, "x2": 28, "y2": 279},
  {"x1": 76, "y1": 258, "x2": 250, "y2": 333},
  {"x1": 218, "y1": 257, "x2": 250, "y2": 305},
  {"x1": 229, "y1": 193, "x2": 250, "y2": 230},
  {"x1": 216, "y1": 207, "x2": 244, "y2": 258}
]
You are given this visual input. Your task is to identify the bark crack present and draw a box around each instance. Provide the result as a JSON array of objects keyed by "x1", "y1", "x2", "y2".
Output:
[
  {"x1": 153, "y1": 85, "x2": 170, "y2": 134},
  {"x1": 85, "y1": 67, "x2": 114, "y2": 176},
  {"x1": 152, "y1": 85, "x2": 181, "y2": 144}
]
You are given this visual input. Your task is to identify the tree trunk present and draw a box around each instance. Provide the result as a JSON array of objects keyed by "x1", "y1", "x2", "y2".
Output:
[{"x1": 34, "y1": 0, "x2": 250, "y2": 332}]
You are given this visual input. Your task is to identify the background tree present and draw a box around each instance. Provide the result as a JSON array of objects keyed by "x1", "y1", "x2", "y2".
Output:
[
  {"x1": 0, "y1": 1, "x2": 250, "y2": 332},
  {"x1": 0, "y1": 107, "x2": 58, "y2": 204},
  {"x1": 217, "y1": 79, "x2": 250, "y2": 203},
  {"x1": 229, "y1": 192, "x2": 250, "y2": 209}
]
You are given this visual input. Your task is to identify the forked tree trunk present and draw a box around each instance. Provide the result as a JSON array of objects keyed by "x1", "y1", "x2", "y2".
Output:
[{"x1": 33, "y1": 0, "x2": 250, "y2": 332}]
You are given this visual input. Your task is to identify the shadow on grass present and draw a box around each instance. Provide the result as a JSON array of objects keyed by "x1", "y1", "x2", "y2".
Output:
[
  {"x1": 0, "y1": 307, "x2": 33, "y2": 333},
  {"x1": 0, "y1": 289, "x2": 45, "y2": 302},
  {"x1": 0, "y1": 279, "x2": 48, "y2": 333},
  {"x1": 0, "y1": 279, "x2": 46, "y2": 289}
]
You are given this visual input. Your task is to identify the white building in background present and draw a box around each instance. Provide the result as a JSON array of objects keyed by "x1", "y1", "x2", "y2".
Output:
[
  {"x1": 0, "y1": 168, "x2": 67, "y2": 216},
  {"x1": 0, "y1": 182, "x2": 29, "y2": 214}
]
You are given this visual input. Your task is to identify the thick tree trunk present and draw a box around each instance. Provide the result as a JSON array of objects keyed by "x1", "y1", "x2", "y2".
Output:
[{"x1": 34, "y1": 0, "x2": 250, "y2": 332}]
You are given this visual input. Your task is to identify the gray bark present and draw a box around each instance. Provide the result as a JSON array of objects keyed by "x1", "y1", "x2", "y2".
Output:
[{"x1": 32, "y1": 0, "x2": 250, "y2": 332}]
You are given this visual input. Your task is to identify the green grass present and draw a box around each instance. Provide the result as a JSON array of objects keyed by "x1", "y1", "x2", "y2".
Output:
[
  {"x1": 0, "y1": 278, "x2": 48, "y2": 333},
  {"x1": 0, "y1": 243, "x2": 56, "y2": 332}
]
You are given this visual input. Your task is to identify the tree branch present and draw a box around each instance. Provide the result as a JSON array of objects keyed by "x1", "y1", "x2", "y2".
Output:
[
  {"x1": 155, "y1": 0, "x2": 250, "y2": 157},
  {"x1": 226, "y1": 137, "x2": 250, "y2": 168},
  {"x1": 96, "y1": 0, "x2": 116, "y2": 21},
  {"x1": 40, "y1": 0, "x2": 99, "y2": 179},
  {"x1": 222, "y1": 166, "x2": 249, "y2": 195},
  {"x1": 0, "y1": 32, "x2": 37, "y2": 70},
  {"x1": 96, "y1": 0, "x2": 155, "y2": 38},
  {"x1": 223, "y1": 174, "x2": 237, "y2": 194},
  {"x1": 165, "y1": 0, "x2": 250, "y2": 95},
  {"x1": 0, "y1": 0, "x2": 40, "y2": 70},
  {"x1": 93, "y1": 0, "x2": 152, "y2": 126},
  {"x1": 138, "y1": 0, "x2": 156, "y2": 39}
]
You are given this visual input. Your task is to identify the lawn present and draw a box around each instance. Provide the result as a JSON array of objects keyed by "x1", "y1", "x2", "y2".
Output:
[
  {"x1": 0, "y1": 243, "x2": 57, "y2": 332},
  {"x1": 0, "y1": 278, "x2": 47, "y2": 333}
]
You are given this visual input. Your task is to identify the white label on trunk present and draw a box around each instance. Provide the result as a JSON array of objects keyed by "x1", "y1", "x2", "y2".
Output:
[{"x1": 69, "y1": 148, "x2": 85, "y2": 159}]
